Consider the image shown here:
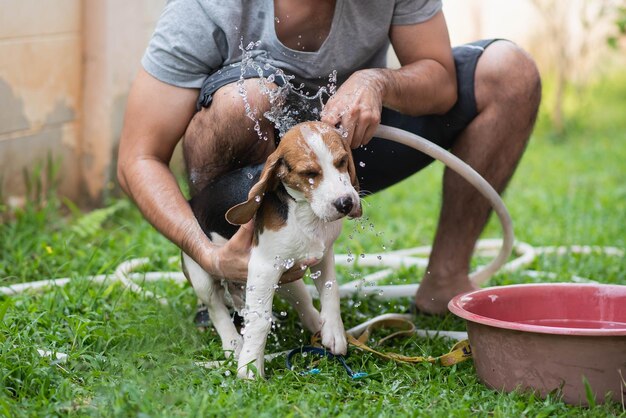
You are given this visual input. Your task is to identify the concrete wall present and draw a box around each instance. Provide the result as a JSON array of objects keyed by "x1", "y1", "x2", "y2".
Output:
[
  {"x1": 81, "y1": 0, "x2": 165, "y2": 203},
  {"x1": 0, "y1": 0, "x2": 164, "y2": 206},
  {"x1": 0, "y1": 0, "x2": 83, "y2": 204}
]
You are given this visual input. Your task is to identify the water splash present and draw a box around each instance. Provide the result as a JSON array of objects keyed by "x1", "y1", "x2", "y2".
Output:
[
  {"x1": 273, "y1": 255, "x2": 297, "y2": 270},
  {"x1": 284, "y1": 258, "x2": 295, "y2": 269},
  {"x1": 236, "y1": 38, "x2": 338, "y2": 140},
  {"x1": 237, "y1": 40, "x2": 267, "y2": 141},
  {"x1": 328, "y1": 70, "x2": 337, "y2": 95}
]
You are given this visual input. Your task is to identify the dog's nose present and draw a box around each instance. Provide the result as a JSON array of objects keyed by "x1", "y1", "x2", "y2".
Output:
[{"x1": 333, "y1": 196, "x2": 354, "y2": 215}]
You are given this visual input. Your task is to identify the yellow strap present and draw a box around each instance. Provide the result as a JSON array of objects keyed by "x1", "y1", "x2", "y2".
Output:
[{"x1": 346, "y1": 317, "x2": 472, "y2": 367}]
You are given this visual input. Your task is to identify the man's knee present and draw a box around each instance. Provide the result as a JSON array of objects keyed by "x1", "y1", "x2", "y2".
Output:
[
  {"x1": 475, "y1": 41, "x2": 542, "y2": 116},
  {"x1": 183, "y1": 79, "x2": 279, "y2": 190},
  {"x1": 212, "y1": 79, "x2": 278, "y2": 120},
  {"x1": 187, "y1": 79, "x2": 277, "y2": 136}
]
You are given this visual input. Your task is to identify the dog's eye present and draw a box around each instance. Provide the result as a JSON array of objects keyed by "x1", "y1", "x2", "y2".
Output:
[
  {"x1": 336, "y1": 157, "x2": 348, "y2": 169},
  {"x1": 302, "y1": 170, "x2": 320, "y2": 179}
]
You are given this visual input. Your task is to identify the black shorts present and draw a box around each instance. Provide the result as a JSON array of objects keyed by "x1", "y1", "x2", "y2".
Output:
[{"x1": 197, "y1": 39, "x2": 501, "y2": 194}]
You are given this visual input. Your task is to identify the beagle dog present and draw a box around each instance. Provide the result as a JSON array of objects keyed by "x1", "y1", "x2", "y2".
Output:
[{"x1": 182, "y1": 121, "x2": 361, "y2": 378}]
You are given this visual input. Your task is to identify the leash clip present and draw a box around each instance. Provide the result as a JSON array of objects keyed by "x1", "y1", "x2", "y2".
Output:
[{"x1": 286, "y1": 346, "x2": 367, "y2": 379}]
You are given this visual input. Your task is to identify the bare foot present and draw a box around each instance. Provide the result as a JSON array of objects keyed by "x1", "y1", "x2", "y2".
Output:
[{"x1": 414, "y1": 273, "x2": 477, "y2": 315}]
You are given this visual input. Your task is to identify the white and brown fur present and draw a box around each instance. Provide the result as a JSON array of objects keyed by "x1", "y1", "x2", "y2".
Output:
[{"x1": 182, "y1": 121, "x2": 361, "y2": 378}]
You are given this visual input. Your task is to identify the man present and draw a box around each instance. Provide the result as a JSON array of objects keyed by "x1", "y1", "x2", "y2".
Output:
[{"x1": 117, "y1": 0, "x2": 541, "y2": 315}]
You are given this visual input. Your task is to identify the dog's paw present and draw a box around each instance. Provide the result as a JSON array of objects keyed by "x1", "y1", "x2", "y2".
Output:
[
  {"x1": 320, "y1": 316, "x2": 347, "y2": 355},
  {"x1": 236, "y1": 357, "x2": 265, "y2": 380}
]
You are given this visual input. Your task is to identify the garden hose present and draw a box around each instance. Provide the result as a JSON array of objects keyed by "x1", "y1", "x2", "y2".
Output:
[{"x1": 373, "y1": 124, "x2": 514, "y2": 286}]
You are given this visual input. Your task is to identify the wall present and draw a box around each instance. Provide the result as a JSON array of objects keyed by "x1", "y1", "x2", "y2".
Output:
[
  {"x1": 0, "y1": 0, "x2": 82, "y2": 204},
  {"x1": 0, "y1": 0, "x2": 165, "y2": 206},
  {"x1": 80, "y1": 0, "x2": 166, "y2": 204}
]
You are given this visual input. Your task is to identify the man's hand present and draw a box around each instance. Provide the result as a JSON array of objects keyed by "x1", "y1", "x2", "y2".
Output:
[
  {"x1": 207, "y1": 220, "x2": 319, "y2": 284},
  {"x1": 321, "y1": 69, "x2": 385, "y2": 149},
  {"x1": 208, "y1": 221, "x2": 255, "y2": 281}
]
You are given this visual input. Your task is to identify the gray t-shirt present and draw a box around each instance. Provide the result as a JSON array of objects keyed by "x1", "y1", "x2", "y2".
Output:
[{"x1": 142, "y1": 0, "x2": 442, "y2": 89}]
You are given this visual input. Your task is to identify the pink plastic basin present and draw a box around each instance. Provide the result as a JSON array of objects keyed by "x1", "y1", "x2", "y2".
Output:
[{"x1": 448, "y1": 283, "x2": 626, "y2": 405}]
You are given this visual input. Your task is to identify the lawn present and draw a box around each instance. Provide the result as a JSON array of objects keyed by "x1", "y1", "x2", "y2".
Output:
[{"x1": 1, "y1": 75, "x2": 625, "y2": 417}]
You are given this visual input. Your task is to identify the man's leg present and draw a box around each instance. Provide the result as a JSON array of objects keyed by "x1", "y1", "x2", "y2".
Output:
[
  {"x1": 415, "y1": 41, "x2": 542, "y2": 314},
  {"x1": 183, "y1": 79, "x2": 277, "y2": 195}
]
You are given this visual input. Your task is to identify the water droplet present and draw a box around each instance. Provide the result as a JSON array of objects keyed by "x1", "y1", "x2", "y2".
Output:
[
  {"x1": 378, "y1": 290, "x2": 384, "y2": 296},
  {"x1": 280, "y1": 311, "x2": 287, "y2": 317},
  {"x1": 359, "y1": 161, "x2": 366, "y2": 167},
  {"x1": 377, "y1": 255, "x2": 382, "y2": 260},
  {"x1": 254, "y1": 195, "x2": 261, "y2": 203},
  {"x1": 324, "y1": 281, "x2": 333, "y2": 289},
  {"x1": 274, "y1": 17, "x2": 280, "y2": 23},
  {"x1": 310, "y1": 271, "x2": 322, "y2": 280},
  {"x1": 247, "y1": 172, "x2": 254, "y2": 179},
  {"x1": 354, "y1": 300, "x2": 362, "y2": 307}
]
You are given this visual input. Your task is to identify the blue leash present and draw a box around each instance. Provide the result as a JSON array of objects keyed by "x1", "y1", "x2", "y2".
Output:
[{"x1": 286, "y1": 346, "x2": 368, "y2": 379}]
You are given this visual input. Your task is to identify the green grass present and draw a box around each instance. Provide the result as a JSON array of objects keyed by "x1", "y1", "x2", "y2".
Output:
[{"x1": 1, "y1": 75, "x2": 626, "y2": 417}]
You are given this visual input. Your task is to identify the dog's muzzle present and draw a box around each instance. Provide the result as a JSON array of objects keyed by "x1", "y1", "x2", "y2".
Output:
[{"x1": 333, "y1": 195, "x2": 354, "y2": 215}]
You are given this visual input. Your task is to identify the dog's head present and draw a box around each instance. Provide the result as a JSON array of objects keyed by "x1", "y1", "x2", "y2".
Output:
[{"x1": 226, "y1": 121, "x2": 361, "y2": 225}]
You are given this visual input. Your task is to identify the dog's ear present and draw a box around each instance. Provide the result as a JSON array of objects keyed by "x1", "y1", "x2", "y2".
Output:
[
  {"x1": 225, "y1": 151, "x2": 282, "y2": 225},
  {"x1": 341, "y1": 134, "x2": 359, "y2": 191}
]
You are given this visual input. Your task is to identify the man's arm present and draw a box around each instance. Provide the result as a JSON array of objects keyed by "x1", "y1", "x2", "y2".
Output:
[
  {"x1": 321, "y1": 10, "x2": 457, "y2": 148},
  {"x1": 118, "y1": 69, "x2": 313, "y2": 282},
  {"x1": 117, "y1": 69, "x2": 254, "y2": 281}
]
